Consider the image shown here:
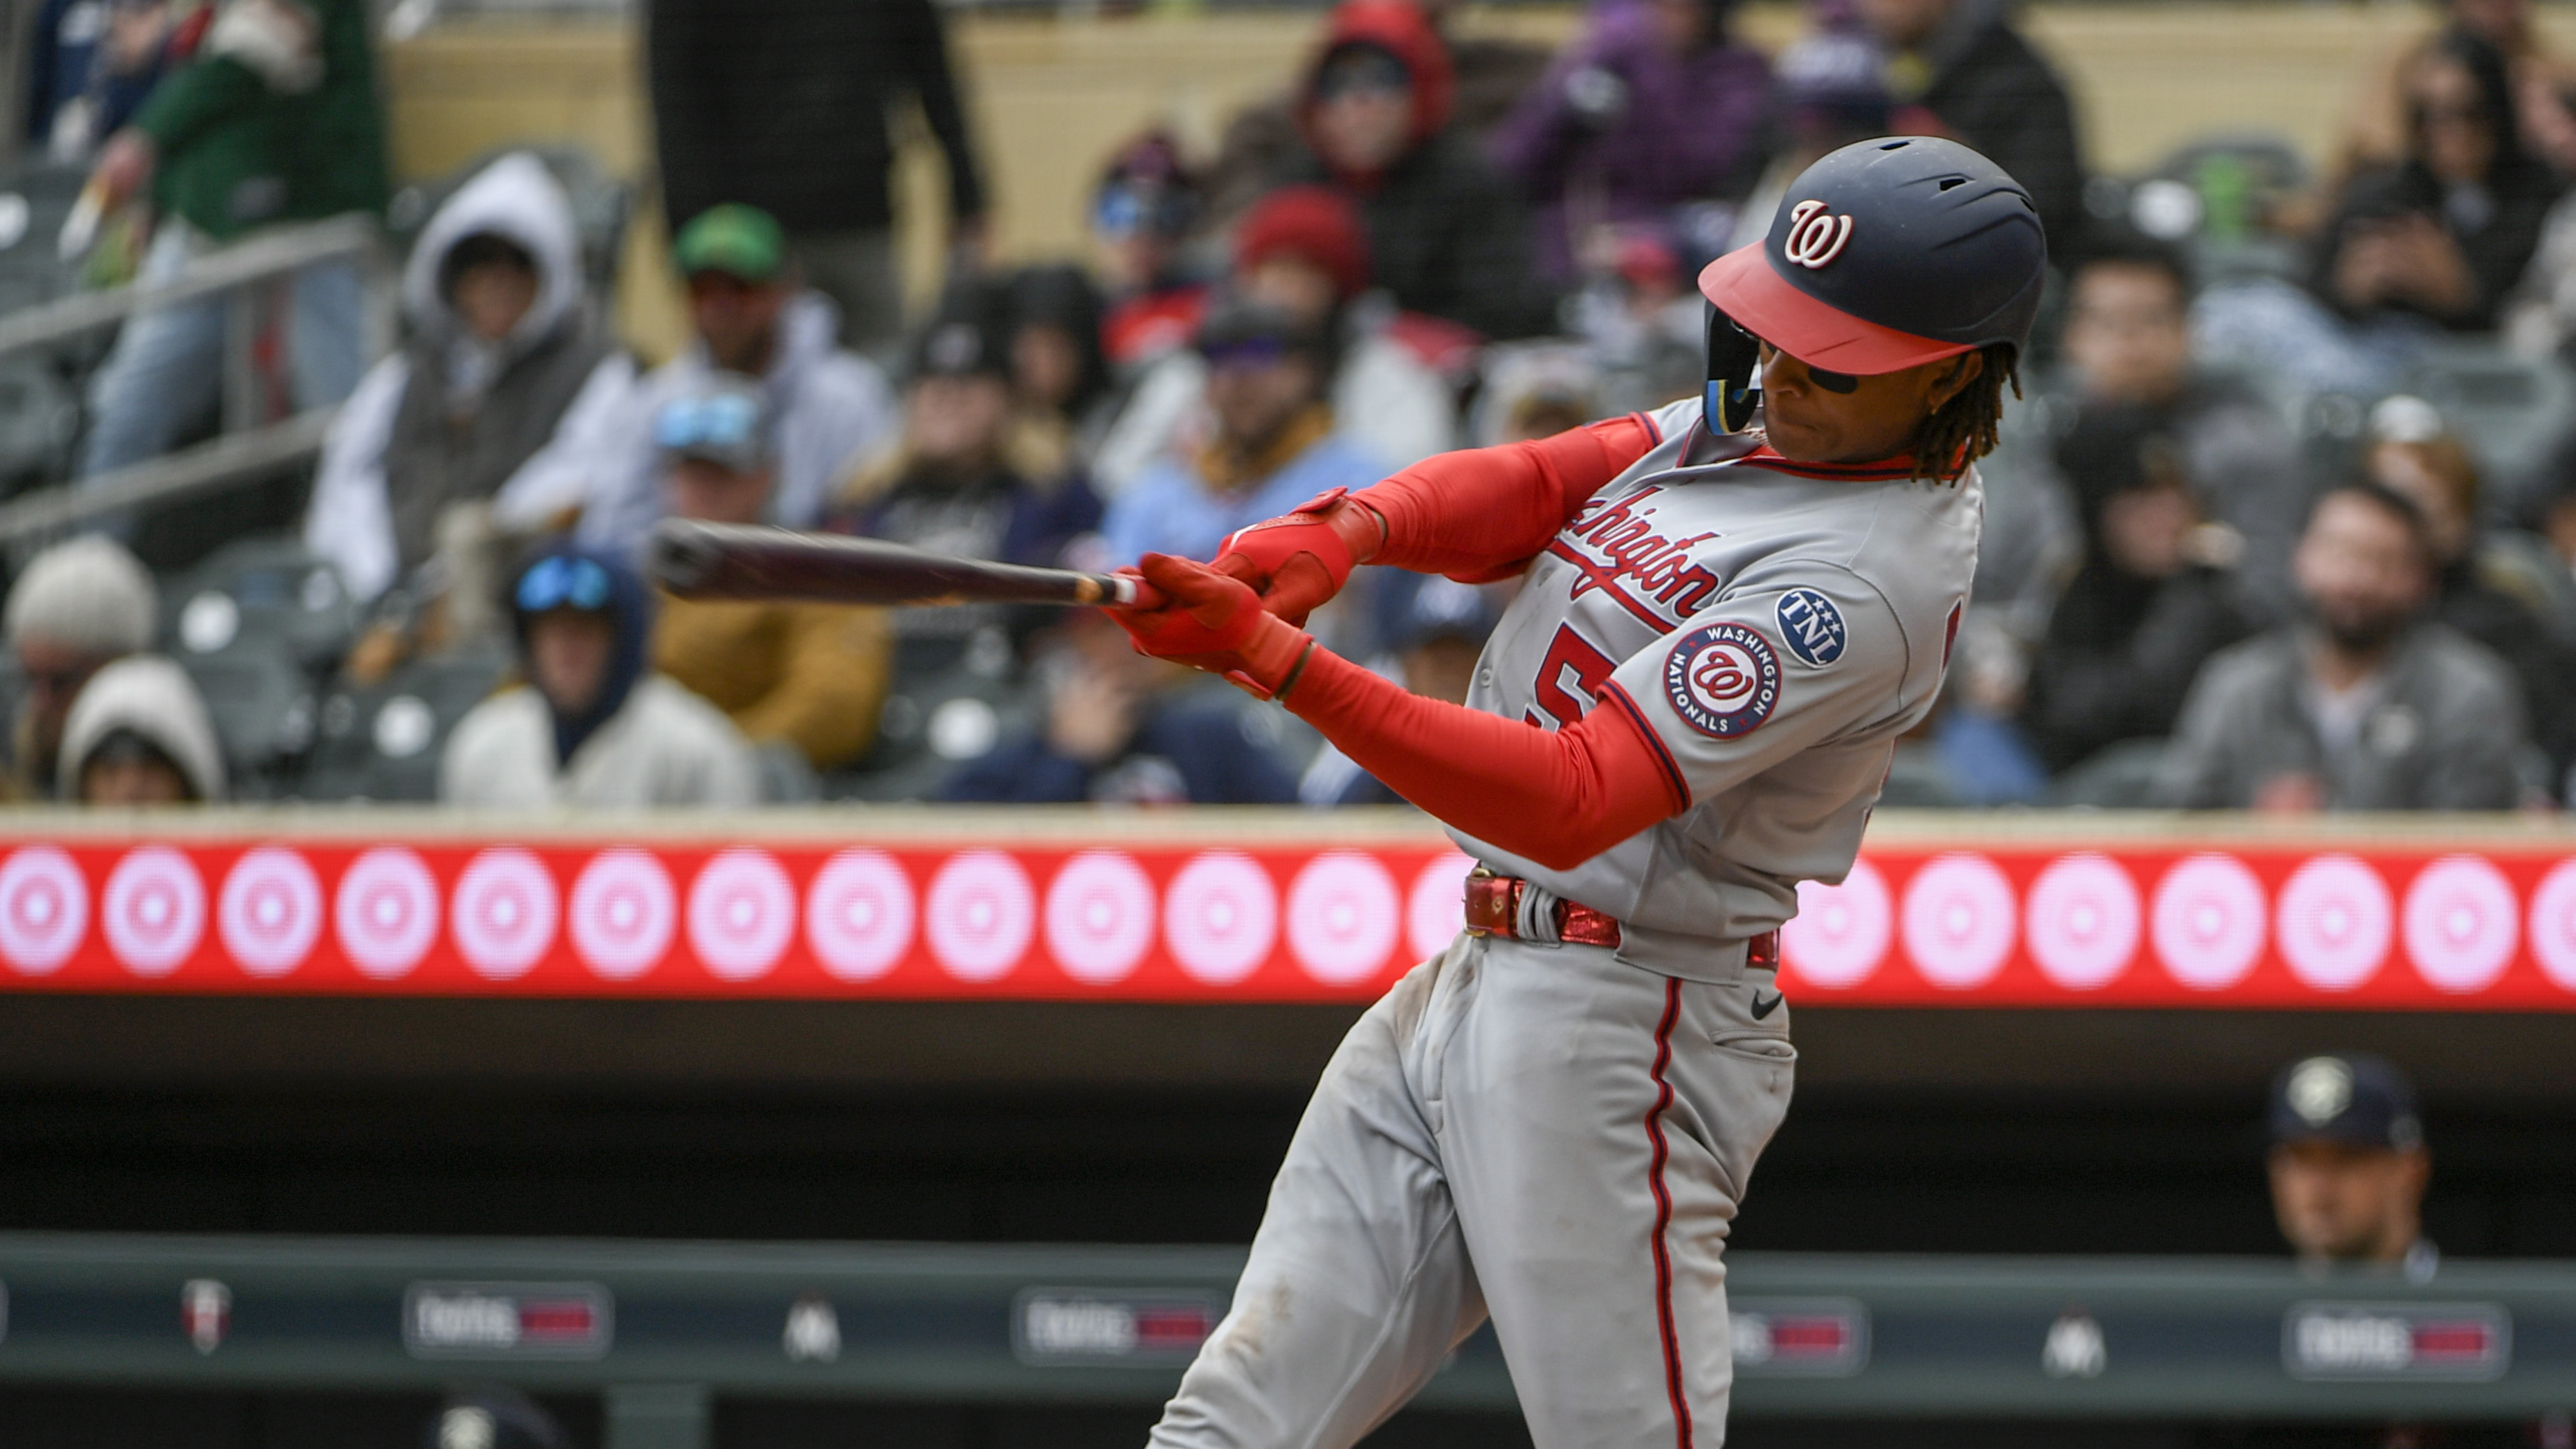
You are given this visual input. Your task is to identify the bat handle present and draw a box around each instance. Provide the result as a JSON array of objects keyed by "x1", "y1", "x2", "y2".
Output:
[{"x1": 1103, "y1": 574, "x2": 1167, "y2": 610}]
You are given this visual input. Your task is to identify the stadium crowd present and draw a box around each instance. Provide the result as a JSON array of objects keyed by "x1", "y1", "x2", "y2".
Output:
[{"x1": 15, "y1": 0, "x2": 2576, "y2": 812}]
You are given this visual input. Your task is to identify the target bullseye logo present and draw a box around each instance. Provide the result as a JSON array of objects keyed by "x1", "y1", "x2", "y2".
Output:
[
  {"x1": 217, "y1": 847, "x2": 322, "y2": 978},
  {"x1": 102, "y1": 846, "x2": 206, "y2": 977},
  {"x1": 1044, "y1": 852, "x2": 1155, "y2": 985},
  {"x1": 1164, "y1": 853, "x2": 1278, "y2": 986},
  {"x1": 334, "y1": 847, "x2": 440, "y2": 981},
  {"x1": 2276, "y1": 855, "x2": 2391, "y2": 992},
  {"x1": 0, "y1": 845, "x2": 87, "y2": 975},
  {"x1": 1406, "y1": 852, "x2": 1476, "y2": 962},
  {"x1": 1287, "y1": 852, "x2": 1399, "y2": 986},
  {"x1": 570, "y1": 850, "x2": 677, "y2": 981},
  {"x1": 2151, "y1": 854, "x2": 2267, "y2": 990},
  {"x1": 2025, "y1": 853, "x2": 2139, "y2": 992},
  {"x1": 686, "y1": 849, "x2": 794, "y2": 983},
  {"x1": 2402, "y1": 856, "x2": 2516, "y2": 994},
  {"x1": 925, "y1": 851, "x2": 1034, "y2": 983},
  {"x1": 1899, "y1": 853, "x2": 2016, "y2": 990},
  {"x1": 1782, "y1": 859, "x2": 1891, "y2": 990},
  {"x1": 2527, "y1": 859, "x2": 2576, "y2": 994},
  {"x1": 450, "y1": 848, "x2": 558, "y2": 981},
  {"x1": 805, "y1": 850, "x2": 914, "y2": 982}
]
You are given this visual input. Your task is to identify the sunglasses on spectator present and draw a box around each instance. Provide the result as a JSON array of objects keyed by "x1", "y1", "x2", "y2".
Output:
[
  {"x1": 1201, "y1": 337, "x2": 1301, "y2": 370},
  {"x1": 1315, "y1": 48, "x2": 1411, "y2": 101},
  {"x1": 655, "y1": 393, "x2": 762, "y2": 457},
  {"x1": 516, "y1": 556, "x2": 614, "y2": 614}
]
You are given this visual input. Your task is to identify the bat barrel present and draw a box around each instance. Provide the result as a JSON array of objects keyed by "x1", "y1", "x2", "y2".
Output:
[{"x1": 646, "y1": 520, "x2": 1142, "y2": 608}]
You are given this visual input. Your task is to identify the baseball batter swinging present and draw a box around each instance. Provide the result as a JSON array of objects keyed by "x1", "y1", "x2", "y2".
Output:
[{"x1": 1112, "y1": 137, "x2": 2047, "y2": 1449}]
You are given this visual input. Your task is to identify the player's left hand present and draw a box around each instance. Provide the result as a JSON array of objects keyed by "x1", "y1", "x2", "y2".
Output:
[
  {"x1": 1209, "y1": 488, "x2": 1382, "y2": 627},
  {"x1": 1113, "y1": 554, "x2": 1315, "y2": 698}
]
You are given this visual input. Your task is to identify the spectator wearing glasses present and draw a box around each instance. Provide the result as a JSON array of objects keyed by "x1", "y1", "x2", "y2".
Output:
[
  {"x1": 577, "y1": 204, "x2": 897, "y2": 562},
  {"x1": 1099, "y1": 295, "x2": 1389, "y2": 570},
  {"x1": 305, "y1": 152, "x2": 634, "y2": 605},
  {"x1": 3, "y1": 534, "x2": 156, "y2": 801},
  {"x1": 649, "y1": 376, "x2": 892, "y2": 774},
  {"x1": 57, "y1": 654, "x2": 224, "y2": 805},
  {"x1": 441, "y1": 545, "x2": 758, "y2": 808}
]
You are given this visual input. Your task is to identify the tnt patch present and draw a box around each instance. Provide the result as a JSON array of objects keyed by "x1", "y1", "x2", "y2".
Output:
[
  {"x1": 1663, "y1": 621, "x2": 1781, "y2": 738},
  {"x1": 1775, "y1": 589, "x2": 1847, "y2": 666}
]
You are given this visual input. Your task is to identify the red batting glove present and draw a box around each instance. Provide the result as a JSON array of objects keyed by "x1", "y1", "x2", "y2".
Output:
[
  {"x1": 1112, "y1": 553, "x2": 1317, "y2": 698},
  {"x1": 1209, "y1": 487, "x2": 1385, "y2": 627}
]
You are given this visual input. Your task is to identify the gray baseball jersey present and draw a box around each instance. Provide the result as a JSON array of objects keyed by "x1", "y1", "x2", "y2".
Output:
[{"x1": 1454, "y1": 395, "x2": 1982, "y2": 978}]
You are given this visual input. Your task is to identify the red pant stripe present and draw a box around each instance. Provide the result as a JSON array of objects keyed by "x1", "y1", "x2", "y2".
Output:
[{"x1": 1643, "y1": 975, "x2": 1695, "y2": 1449}]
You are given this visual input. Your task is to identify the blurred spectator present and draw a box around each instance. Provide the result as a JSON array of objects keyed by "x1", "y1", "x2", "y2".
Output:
[
  {"x1": 2359, "y1": 399, "x2": 2576, "y2": 791},
  {"x1": 1415, "y1": 0, "x2": 1557, "y2": 138},
  {"x1": 1099, "y1": 296, "x2": 1388, "y2": 567},
  {"x1": 1094, "y1": 185, "x2": 1454, "y2": 497},
  {"x1": 57, "y1": 653, "x2": 222, "y2": 805},
  {"x1": 1560, "y1": 223, "x2": 1703, "y2": 417},
  {"x1": 1006, "y1": 264, "x2": 1113, "y2": 478},
  {"x1": 1470, "y1": 341, "x2": 1601, "y2": 446},
  {"x1": 647, "y1": 0, "x2": 985, "y2": 353},
  {"x1": 1091, "y1": 132, "x2": 1212, "y2": 372},
  {"x1": 425, "y1": 1386, "x2": 567, "y2": 1449},
  {"x1": 1489, "y1": 0, "x2": 1773, "y2": 283},
  {"x1": 3, "y1": 534, "x2": 155, "y2": 801},
  {"x1": 76, "y1": 0, "x2": 387, "y2": 478},
  {"x1": 577, "y1": 204, "x2": 897, "y2": 561},
  {"x1": 1728, "y1": 28, "x2": 1898, "y2": 253},
  {"x1": 940, "y1": 609, "x2": 1297, "y2": 805},
  {"x1": 1857, "y1": 0, "x2": 2085, "y2": 250},
  {"x1": 830, "y1": 293, "x2": 1102, "y2": 667},
  {"x1": 1300, "y1": 573, "x2": 1500, "y2": 806},
  {"x1": 2018, "y1": 406, "x2": 2256, "y2": 776},
  {"x1": 2267, "y1": 1053, "x2": 2433, "y2": 1275},
  {"x1": 305, "y1": 153, "x2": 634, "y2": 605},
  {"x1": 648, "y1": 376, "x2": 892, "y2": 774},
  {"x1": 2155, "y1": 482, "x2": 2528, "y2": 811},
  {"x1": 441, "y1": 545, "x2": 758, "y2": 808},
  {"x1": 2060, "y1": 232, "x2": 2305, "y2": 621},
  {"x1": 26, "y1": 0, "x2": 192, "y2": 161},
  {"x1": 1281, "y1": 0, "x2": 1555, "y2": 340},
  {"x1": 2337, "y1": 0, "x2": 2576, "y2": 183}
]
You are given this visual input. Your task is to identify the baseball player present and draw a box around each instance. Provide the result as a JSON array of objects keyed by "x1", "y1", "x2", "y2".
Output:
[{"x1": 1113, "y1": 137, "x2": 2046, "y2": 1449}]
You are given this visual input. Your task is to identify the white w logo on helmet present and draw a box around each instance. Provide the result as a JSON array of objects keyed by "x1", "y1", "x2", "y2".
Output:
[{"x1": 1781, "y1": 199, "x2": 1854, "y2": 269}]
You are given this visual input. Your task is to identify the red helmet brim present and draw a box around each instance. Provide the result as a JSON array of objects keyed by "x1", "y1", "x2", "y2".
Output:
[{"x1": 1697, "y1": 244, "x2": 1978, "y2": 376}]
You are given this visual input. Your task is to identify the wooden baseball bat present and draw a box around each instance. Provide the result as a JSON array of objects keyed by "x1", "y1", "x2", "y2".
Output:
[{"x1": 647, "y1": 520, "x2": 1156, "y2": 608}]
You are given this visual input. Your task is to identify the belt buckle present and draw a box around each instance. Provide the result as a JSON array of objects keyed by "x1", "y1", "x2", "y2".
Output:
[{"x1": 1461, "y1": 870, "x2": 1518, "y2": 938}]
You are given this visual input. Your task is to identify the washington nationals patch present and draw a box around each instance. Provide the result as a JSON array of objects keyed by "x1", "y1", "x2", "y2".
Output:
[{"x1": 1663, "y1": 621, "x2": 1782, "y2": 738}]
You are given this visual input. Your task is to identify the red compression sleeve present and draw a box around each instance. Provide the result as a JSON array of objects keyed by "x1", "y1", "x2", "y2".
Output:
[
  {"x1": 1356, "y1": 414, "x2": 1661, "y2": 581},
  {"x1": 1284, "y1": 647, "x2": 1687, "y2": 870}
]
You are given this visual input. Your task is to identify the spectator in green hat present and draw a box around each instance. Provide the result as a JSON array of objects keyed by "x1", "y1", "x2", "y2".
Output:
[{"x1": 572, "y1": 202, "x2": 897, "y2": 562}]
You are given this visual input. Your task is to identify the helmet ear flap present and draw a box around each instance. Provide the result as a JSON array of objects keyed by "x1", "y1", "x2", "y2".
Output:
[{"x1": 1704, "y1": 305, "x2": 1762, "y2": 434}]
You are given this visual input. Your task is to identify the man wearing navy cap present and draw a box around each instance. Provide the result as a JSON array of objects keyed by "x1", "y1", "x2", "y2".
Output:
[{"x1": 2267, "y1": 1052, "x2": 2434, "y2": 1276}]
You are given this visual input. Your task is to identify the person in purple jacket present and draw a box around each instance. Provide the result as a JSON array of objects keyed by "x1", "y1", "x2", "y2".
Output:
[{"x1": 1488, "y1": 0, "x2": 1775, "y2": 282}]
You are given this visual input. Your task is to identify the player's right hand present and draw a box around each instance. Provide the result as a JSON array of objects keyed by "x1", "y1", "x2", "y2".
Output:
[
  {"x1": 1114, "y1": 554, "x2": 1315, "y2": 700},
  {"x1": 1209, "y1": 488, "x2": 1382, "y2": 627}
]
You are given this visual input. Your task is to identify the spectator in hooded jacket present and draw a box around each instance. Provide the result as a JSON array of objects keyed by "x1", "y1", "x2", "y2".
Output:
[
  {"x1": 306, "y1": 152, "x2": 635, "y2": 606},
  {"x1": 1091, "y1": 131, "x2": 1213, "y2": 373},
  {"x1": 576, "y1": 204, "x2": 897, "y2": 562},
  {"x1": 2020, "y1": 406, "x2": 2258, "y2": 776},
  {"x1": 57, "y1": 654, "x2": 224, "y2": 805},
  {"x1": 647, "y1": 0, "x2": 985, "y2": 352},
  {"x1": 441, "y1": 545, "x2": 758, "y2": 808},
  {"x1": 1279, "y1": 0, "x2": 1556, "y2": 341},
  {"x1": 1857, "y1": 0, "x2": 2085, "y2": 251},
  {"x1": 1488, "y1": 0, "x2": 1774, "y2": 283},
  {"x1": 1093, "y1": 185, "x2": 1455, "y2": 497},
  {"x1": 5, "y1": 534, "x2": 156, "y2": 801},
  {"x1": 76, "y1": 0, "x2": 387, "y2": 478},
  {"x1": 648, "y1": 375, "x2": 893, "y2": 774}
]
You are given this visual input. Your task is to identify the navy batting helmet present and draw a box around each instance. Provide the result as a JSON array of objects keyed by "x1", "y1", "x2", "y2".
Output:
[{"x1": 1697, "y1": 136, "x2": 2047, "y2": 432}]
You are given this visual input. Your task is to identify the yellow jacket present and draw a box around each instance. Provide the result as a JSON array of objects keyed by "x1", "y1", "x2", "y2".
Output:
[{"x1": 652, "y1": 594, "x2": 892, "y2": 771}]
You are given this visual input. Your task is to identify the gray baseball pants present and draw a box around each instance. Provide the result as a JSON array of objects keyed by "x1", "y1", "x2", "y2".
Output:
[{"x1": 1148, "y1": 929, "x2": 1797, "y2": 1449}]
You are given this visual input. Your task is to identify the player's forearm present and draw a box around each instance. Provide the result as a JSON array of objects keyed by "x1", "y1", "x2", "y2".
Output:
[
  {"x1": 1282, "y1": 646, "x2": 1683, "y2": 870},
  {"x1": 1354, "y1": 414, "x2": 1658, "y2": 580}
]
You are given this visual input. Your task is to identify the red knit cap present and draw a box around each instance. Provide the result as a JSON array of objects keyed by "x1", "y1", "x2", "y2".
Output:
[{"x1": 1234, "y1": 185, "x2": 1373, "y2": 302}]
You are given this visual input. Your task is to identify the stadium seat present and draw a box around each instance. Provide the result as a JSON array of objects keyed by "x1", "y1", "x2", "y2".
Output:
[
  {"x1": 162, "y1": 534, "x2": 361, "y2": 675},
  {"x1": 179, "y1": 637, "x2": 317, "y2": 801},
  {"x1": 295, "y1": 645, "x2": 511, "y2": 802},
  {"x1": 828, "y1": 657, "x2": 1041, "y2": 803},
  {"x1": 2401, "y1": 341, "x2": 2576, "y2": 518},
  {"x1": 2045, "y1": 738, "x2": 2172, "y2": 809},
  {"x1": 0, "y1": 353, "x2": 80, "y2": 494}
]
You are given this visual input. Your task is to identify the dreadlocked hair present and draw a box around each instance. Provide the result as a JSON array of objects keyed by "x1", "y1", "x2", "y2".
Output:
[{"x1": 1911, "y1": 343, "x2": 2021, "y2": 486}]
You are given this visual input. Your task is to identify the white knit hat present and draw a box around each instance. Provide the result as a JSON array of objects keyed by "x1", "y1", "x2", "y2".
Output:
[
  {"x1": 57, "y1": 654, "x2": 226, "y2": 801},
  {"x1": 6, "y1": 534, "x2": 157, "y2": 657}
]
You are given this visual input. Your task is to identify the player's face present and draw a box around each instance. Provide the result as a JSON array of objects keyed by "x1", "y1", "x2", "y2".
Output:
[
  {"x1": 1756, "y1": 343, "x2": 1980, "y2": 466},
  {"x1": 2268, "y1": 1140, "x2": 2428, "y2": 1263}
]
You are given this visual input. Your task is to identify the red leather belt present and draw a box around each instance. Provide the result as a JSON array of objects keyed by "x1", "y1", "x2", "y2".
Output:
[{"x1": 1462, "y1": 872, "x2": 1780, "y2": 968}]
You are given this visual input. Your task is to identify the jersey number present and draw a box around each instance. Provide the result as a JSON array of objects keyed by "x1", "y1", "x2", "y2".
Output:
[{"x1": 1526, "y1": 623, "x2": 1616, "y2": 730}]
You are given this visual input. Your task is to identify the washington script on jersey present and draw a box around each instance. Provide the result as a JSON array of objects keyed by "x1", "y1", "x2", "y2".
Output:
[{"x1": 1546, "y1": 484, "x2": 1727, "y2": 627}]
